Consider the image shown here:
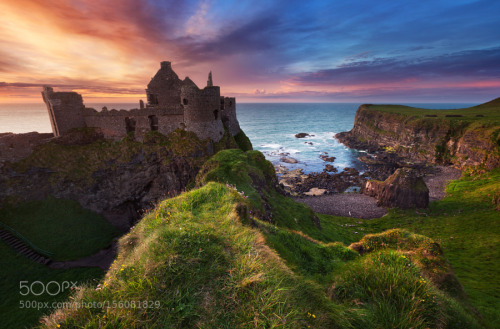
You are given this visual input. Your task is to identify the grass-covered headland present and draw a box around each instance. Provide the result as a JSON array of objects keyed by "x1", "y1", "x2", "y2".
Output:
[{"x1": 37, "y1": 148, "x2": 496, "y2": 329}]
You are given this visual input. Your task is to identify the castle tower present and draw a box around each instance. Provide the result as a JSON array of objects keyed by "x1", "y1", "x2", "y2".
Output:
[
  {"x1": 207, "y1": 71, "x2": 213, "y2": 87},
  {"x1": 41, "y1": 86, "x2": 86, "y2": 137},
  {"x1": 146, "y1": 61, "x2": 183, "y2": 107},
  {"x1": 181, "y1": 82, "x2": 224, "y2": 142}
]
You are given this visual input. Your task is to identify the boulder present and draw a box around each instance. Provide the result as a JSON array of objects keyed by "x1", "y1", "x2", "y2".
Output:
[
  {"x1": 304, "y1": 188, "x2": 327, "y2": 196},
  {"x1": 319, "y1": 154, "x2": 336, "y2": 162},
  {"x1": 324, "y1": 164, "x2": 337, "y2": 172},
  {"x1": 342, "y1": 167, "x2": 359, "y2": 176},
  {"x1": 280, "y1": 156, "x2": 298, "y2": 164},
  {"x1": 362, "y1": 168, "x2": 429, "y2": 208},
  {"x1": 295, "y1": 133, "x2": 311, "y2": 138}
]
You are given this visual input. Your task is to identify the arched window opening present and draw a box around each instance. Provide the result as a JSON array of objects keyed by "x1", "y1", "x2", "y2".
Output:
[
  {"x1": 125, "y1": 117, "x2": 136, "y2": 133},
  {"x1": 148, "y1": 115, "x2": 158, "y2": 131}
]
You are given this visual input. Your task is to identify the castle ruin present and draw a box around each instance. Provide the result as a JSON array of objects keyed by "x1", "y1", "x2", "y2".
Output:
[{"x1": 42, "y1": 61, "x2": 241, "y2": 142}]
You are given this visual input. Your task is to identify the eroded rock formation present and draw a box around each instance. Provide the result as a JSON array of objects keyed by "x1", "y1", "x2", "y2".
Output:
[{"x1": 362, "y1": 168, "x2": 429, "y2": 208}]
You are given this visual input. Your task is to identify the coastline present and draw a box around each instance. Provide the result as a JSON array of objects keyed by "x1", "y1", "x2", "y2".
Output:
[{"x1": 293, "y1": 165, "x2": 461, "y2": 218}]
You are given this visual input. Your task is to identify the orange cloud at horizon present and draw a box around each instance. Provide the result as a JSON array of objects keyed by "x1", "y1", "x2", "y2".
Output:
[{"x1": 1, "y1": 0, "x2": 499, "y2": 105}]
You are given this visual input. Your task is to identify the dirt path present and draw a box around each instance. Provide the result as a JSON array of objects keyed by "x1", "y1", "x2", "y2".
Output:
[
  {"x1": 424, "y1": 166, "x2": 462, "y2": 201},
  {"x1": 294, "y1": 165, "x2": 461, "y2": 219},
  {"x1": 294, "y1": 193, "x2": 387, "y2": 219}
]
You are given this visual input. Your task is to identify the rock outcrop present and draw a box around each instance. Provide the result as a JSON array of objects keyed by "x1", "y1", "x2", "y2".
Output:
[
  {"x1": 0, "y1": 128, "x2": 251, "y2": 231},
  {"x1": 336, "y1": 101, "x2": 500, "y2": 170},
  {"x1": 362, "y1": 168, "x2": 429, "y2": 208},
  {"x1": 0, "y1": 132, "x2": 53, "y2": 163}
]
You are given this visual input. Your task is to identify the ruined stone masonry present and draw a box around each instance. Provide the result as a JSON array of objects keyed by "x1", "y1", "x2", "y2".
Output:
[{"x1": 42, "y1": 61, "x2": 241, "y2": 142}]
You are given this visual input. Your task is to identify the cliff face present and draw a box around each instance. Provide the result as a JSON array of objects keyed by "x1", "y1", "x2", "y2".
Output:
[
  {"x1": 336, "y1": 103, "x2": 500, "y2": 170},
  {"x1": 0, "y1": 128, "x2": 251, "y2": 230}
]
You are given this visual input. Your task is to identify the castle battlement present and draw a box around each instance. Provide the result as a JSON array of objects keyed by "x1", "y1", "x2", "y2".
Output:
[{"x1": 42, "y1": 62, "x2": 240, "y2": 142}]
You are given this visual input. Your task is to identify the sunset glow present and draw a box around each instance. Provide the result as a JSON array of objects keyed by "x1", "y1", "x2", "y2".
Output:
[{"x1": 1, "y1": 0, "x2": 499, "y2": 103}]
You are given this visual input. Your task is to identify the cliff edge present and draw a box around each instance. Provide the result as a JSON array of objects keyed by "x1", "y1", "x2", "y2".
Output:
[{"x1": 336, "y1": 99, "x2": 500, "y2": 171}]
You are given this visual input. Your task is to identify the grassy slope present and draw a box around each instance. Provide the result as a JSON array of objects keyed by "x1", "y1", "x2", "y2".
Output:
[
  {"x1": 0, "y1": 241, "x2": 107, "y2": 329},
  {"x1": 0, "y1": 128, "x2": 252, "y2": 329},
  {"x1": 0, "y1": 197, "x2": 119, "y2": 261},
  {"x1": 0, "y1": 198, "x2": 119, "y2": 329},
  {"x1": 360, "y1": 168, "x2": 500, "y2": 326},
  {"x1": 369, "y1": 97, "x2": 500, "y2": 123},
  {"x1": 42, "y1": 182, "x2": 348, "y2": 328},
  {"x1": 42, "y1": 149, "x2": 484, "y2": 329}
]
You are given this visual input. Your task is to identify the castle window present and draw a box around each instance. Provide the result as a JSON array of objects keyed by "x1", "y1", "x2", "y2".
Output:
[
  {"x1": 148, "y1": 115, "x2": 158, "y2": 131},
  {"x1": 148, "y1": 93, "x2": 158, "y2": 105},
  {"x1": 213, "y1": 110, "x2": 219, "y2": 120},
  {"x1": 229, "y1": 100, "x2": 232, "y2": 106},
  {"x1": 183, "y1": 98, "x2": 188, "y2": 105},
  {"x1": 125, "y1": 117, "x2": 136, "y2": 134}
]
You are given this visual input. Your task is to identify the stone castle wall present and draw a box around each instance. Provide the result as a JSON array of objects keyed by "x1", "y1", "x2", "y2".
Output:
[
  {"x1": 220, "y1": 97, "x2": 240, "y2": 136},
  {"x1": 146, "y1": 61, "x2": 182, "y2": 108},
  {"x1": 42, "y1": 87, "x2": 85, "y2": 136},
  {"x1": 42, "y1": 61, "x2": 241, "y2": 143},
  {"x1": 83, "y1": 107, "x2": 184, "y2": 141},
  {"x1": 181, "y1": 85, "x2": 225, "y2": 141}
]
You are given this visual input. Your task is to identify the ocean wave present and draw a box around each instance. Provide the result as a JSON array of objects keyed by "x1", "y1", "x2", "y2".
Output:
[
  {"x1": 283, "y1": 148, "x2": 301, "y2": 154},
  {"x1": 260, "y1": 143, "x2": 281, "y2": 148}
]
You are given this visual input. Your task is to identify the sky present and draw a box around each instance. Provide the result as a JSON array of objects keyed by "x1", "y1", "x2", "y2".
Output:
[{"x1": 1, "y1": 0, "x2": 500, "y2": 103}]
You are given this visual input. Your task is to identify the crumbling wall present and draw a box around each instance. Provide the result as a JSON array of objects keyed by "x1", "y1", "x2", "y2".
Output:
[
  {"x1": 182, "y1": 85, "x2": 224, "y2": 141},
  {"x1": 220, "y1": 97, "x2": 240, "y2": 136},
  {"x1": 42, "y1": 86, "x2": 86, "y2": 136},
  {"x1": 83, "y1": 107, "x2": 184, "y2": 141}
]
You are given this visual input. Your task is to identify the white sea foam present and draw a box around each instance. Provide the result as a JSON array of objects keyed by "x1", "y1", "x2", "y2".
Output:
[{"x1": 260, "y1": 143, "x2": 281, "y2": 148}]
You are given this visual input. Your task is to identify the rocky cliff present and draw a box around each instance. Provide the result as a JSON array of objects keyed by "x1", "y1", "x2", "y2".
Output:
[
  {"x1": 0, "y1": 127, "x2": 252, "y2": 230},
  {"x1": 336, "y1": 99, "x2": 500, "y2": 170}
]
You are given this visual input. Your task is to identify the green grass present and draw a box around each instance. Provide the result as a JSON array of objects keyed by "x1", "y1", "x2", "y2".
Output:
[
  {"x1": 368, "y1": 97, "x2": 500, "y2": 123},
  {"x1": 0, "y1": 197, "x2": 119, "y2": 261},
  {"x1": 38, "y1": 149, "x2": 485, "y2": 328},
  {"x1": 0, "y1": 243, "x2": 106, "y2": 329},
  {"x1": 334, "y1": 168, "x2": 500, "y2": 327},
  {"x1": 0, "y1": 197, "x2": 119, "y2": 328},
  {"x1": 40, "y1": 183, "x2": 348, "y2": 328},
  {"x1": 331, "y1": 248, "x2": 481, "y2": 329}
]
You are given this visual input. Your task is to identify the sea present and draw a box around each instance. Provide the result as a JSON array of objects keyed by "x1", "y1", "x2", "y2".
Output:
[{"x1": 0, "y1": 102, "x2": 476, "y2": 173}]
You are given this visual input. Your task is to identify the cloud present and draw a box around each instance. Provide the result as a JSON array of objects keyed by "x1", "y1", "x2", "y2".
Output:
[
  {"x1": 0, "y1": 81, "x2": 144, "y2": 96},
  {"x1": 233, "y1": 84, "x2": 500, "y2": 103},
  {"x1": 289, "y1": 47, "x2": 500, "y2": 86},
  {"x1": 1, "y1": 0, "x2": 500, "y2": 103}
]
